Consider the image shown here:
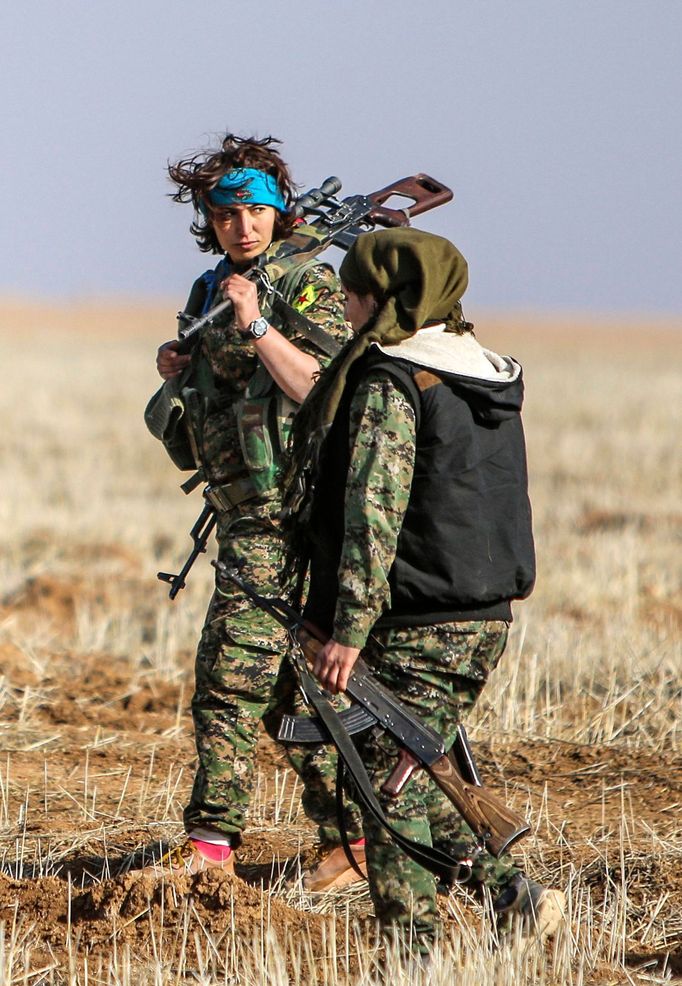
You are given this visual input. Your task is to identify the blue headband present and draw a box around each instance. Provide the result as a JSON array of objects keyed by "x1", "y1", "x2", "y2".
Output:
[{"x1": 205, "y1": 168, "x2": 287, "y2": 213}]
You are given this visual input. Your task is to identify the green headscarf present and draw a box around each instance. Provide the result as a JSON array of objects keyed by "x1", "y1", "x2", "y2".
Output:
[
  {"x1": 321, "y1": 227, "x2": 469, "y2": 429},
  {"x1": 340, "y1": 227, "x2": 468, "y2": 338}
]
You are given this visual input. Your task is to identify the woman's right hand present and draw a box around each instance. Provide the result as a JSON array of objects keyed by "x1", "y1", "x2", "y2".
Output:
[{"x1": 156, "y1": 340, "x2": 191, "y2": 380}]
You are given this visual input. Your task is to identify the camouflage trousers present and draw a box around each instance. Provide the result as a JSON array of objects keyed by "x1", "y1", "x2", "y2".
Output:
[
  {"x1": 183, "y1": 513, "x2": 361, "y2": 846},
  {"x1": 354, "y1": 621, "x2": 522, "y2": 947}
]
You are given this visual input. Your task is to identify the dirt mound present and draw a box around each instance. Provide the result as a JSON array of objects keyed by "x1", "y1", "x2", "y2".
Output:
[
  {"x1": 0, "y1": 640, "x2": 40, "y2": 688},
  {"x1": 0, "y1": 644, "x2": 186, "y2": 735},
  {"x1": 3, "y1": 574, "x2": 90, "y2": 632},
  {"x1": 18, "y1": 530, "x2": 142, "y2": 573},
  {"x1": 495, "y1": 737, "x2": 682, "y2": 843},
  {"x1": 1, "y1": 532, "x2": 146, "y2": 639},
  {"x1": 0, "y1": 869, "x2": 333, "y2": 973},
  {"x1": 39, "y1": 660, "x2": 185, "y2": 730}
]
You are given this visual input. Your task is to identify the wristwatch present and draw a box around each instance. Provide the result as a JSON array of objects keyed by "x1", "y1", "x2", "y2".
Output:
[{"x1": 244, "y1": 316, "x2": 269, "y2": 340}]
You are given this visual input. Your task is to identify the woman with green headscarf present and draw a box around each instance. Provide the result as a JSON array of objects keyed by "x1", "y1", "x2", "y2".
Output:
[{"x1": 284, "y1": 228, "x2": 564, "y2": 954}]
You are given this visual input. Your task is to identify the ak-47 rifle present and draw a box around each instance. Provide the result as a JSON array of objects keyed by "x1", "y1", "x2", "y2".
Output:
[
  {"x1": 173, "y1": 173, "x2": 453, "y2": 354},
  {"x1": 217, "y1": 564, "x2": 530, "y2": 861}
]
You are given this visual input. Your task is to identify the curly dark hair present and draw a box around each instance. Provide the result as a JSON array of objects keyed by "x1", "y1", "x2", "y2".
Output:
[{"x1": 168, "y1": 132, "x2": 298, "y2": 253}]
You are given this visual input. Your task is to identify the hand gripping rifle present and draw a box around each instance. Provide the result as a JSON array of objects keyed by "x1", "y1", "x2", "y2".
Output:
[
  {"x1": 173, "y1": 173, "x2": 453, "y2": 354},
  {"x1": 217, "y1": 564, "x2": 530, "y2": 867}
]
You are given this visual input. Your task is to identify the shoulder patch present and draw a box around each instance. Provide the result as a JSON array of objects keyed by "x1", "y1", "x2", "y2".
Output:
[{"x1": 292, "y1": 283, "x2": 318, "y2": 313}]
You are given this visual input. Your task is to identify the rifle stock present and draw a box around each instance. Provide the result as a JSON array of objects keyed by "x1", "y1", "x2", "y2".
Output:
[
  {"x1": 368, "y1": 174, "x2": 453, "y2": 226},
  {"x1": 426, "y1": 755, "x2": 524, "y2": 857}
]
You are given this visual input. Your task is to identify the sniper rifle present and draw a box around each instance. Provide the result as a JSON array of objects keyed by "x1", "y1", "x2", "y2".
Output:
[
  {"x1": 217, "y1": 564, "x2": 530, "y2": 862},
  {"x1": 173, "y1": 173, "x2": 453, "y2": 354}
]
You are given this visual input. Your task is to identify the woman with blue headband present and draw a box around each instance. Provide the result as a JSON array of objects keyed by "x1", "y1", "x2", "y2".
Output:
[{"x1": 146, "y1": 132, "x2": 364, "y2": 885}]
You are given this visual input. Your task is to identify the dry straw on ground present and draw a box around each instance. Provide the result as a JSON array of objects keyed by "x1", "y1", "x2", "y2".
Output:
[{"x1": 1, "y1": 301, "x2": 680, "y2": 984}]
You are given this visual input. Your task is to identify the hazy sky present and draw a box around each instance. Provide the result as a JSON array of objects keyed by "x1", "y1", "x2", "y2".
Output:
[{"x1": 2, "y1": 1, "x2": 680, "y2": 314}]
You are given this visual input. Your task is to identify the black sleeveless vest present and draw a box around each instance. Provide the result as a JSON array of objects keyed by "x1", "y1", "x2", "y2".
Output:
[{"x1": 303, "y1": 348, "x2": 536, "y2": 636}]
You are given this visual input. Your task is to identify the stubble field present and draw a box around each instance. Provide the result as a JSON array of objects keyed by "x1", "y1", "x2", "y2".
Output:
[{"x1": 0, "y1": 301, "x2": 680, "y2": 984}]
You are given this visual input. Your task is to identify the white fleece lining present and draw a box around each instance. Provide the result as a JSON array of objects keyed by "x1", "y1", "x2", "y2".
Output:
[{"x1": 374, "y1": 325, "x2": 519, "y2": 382}]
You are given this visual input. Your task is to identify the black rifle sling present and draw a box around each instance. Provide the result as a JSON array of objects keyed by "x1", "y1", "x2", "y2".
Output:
[
  {"x1": 272, "y1": 295, "x2": 342, "y2": 358},
  {"x1": 292, "y1": 652, "x2": 464, "y2": 884}
]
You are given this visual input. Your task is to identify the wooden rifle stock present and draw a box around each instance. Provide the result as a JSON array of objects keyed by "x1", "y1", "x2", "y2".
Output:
[
  {"x1": 368, "y1": 174, "x2": 454, "y2": 227},
  {"x1": 426, "y1": 755, "x2": 526, "y2": 857}
]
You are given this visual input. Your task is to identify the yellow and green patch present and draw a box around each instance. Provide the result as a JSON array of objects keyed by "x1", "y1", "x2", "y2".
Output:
[{"x1": 293, "y1": 284, "x2": 318, "y2": 313}]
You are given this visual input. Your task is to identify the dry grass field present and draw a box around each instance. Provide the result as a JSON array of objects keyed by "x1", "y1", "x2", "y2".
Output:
[{"x1": 1, "y1": 300, "x2": 680, "y2": 984}]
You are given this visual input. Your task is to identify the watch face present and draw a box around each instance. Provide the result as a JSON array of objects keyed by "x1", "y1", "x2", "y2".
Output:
[{"x1": 250, "y1": 317, "x2": 268, "y2": 339}]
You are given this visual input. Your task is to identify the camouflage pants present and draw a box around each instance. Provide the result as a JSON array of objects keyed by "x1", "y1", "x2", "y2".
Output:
[
  {"x1": 183, "y1": 513, "x2": 360, "y2": 846},
  {"x1": 354, "y1": 621, "x2": 522, "y2": 947}
]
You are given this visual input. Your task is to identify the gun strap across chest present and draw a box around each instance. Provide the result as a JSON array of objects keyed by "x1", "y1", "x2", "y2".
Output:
[
  {"x1": 291, "y1": 648, "x2": 468, "y2": 885},
  {"x1": 267, "y1": 260, "x2": 342, "y2": 359},
  {"x1": 272, "y1": 294, "x2": 342, "y2": 358}
]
